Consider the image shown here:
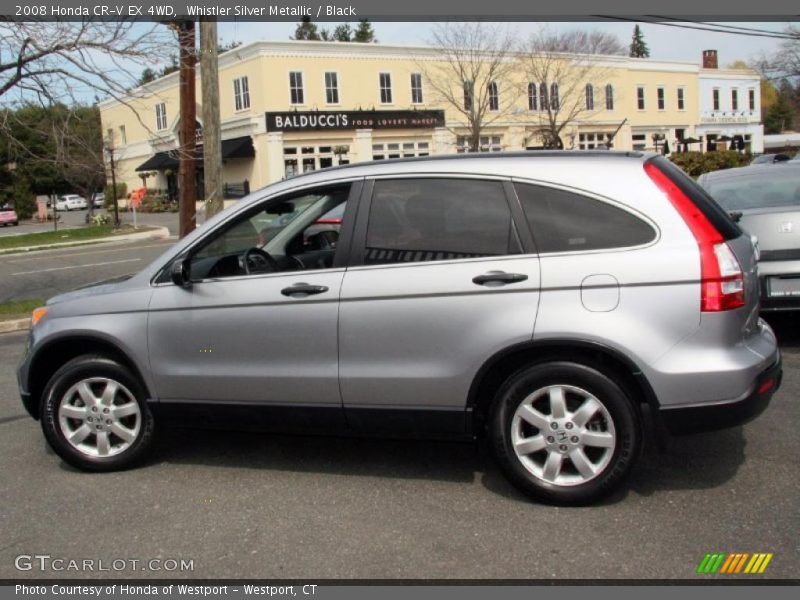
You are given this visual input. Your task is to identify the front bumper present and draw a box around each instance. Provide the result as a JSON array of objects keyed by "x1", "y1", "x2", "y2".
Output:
[{"x1": 659, "y1": 354, "x2": 783, "y2": 435}]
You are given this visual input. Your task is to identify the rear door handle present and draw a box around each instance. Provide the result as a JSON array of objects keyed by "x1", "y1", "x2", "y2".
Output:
[
  {"x1": 281, "y1": 283, "x2": 329, "y2": 297},
  {"x1": 472, "y1": 271, "x2": 528, "y2": 286}
]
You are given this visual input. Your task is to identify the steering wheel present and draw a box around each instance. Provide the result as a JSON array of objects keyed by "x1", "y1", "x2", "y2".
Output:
[{"x1": 239, "y1": 247, "x2": 280, "y2": 275}]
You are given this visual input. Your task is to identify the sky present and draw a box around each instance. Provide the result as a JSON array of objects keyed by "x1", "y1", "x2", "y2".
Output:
[{"x1": 216, "y1": 21, "x2": 795, "y2": 66}]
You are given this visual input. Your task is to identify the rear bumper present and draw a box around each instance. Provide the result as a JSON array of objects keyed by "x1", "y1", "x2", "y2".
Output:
[{"x1": 659, "y1": 354, "x2": 782, "y2": 435}]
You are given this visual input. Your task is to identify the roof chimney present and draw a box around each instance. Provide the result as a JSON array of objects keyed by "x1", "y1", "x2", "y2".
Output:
[{"x1": 703, "y1": 50, "x2": 718, "y2": 69}]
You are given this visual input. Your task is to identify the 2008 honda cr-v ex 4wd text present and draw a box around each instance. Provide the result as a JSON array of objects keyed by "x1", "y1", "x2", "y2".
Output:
[{"x1": 17, "y1": 152, "x2": 782, "y2": 505}]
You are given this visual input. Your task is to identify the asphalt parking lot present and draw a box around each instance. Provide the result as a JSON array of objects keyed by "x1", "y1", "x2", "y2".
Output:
[{"x1": 0, "y1": 315, "x2": 798, "y2": 581}]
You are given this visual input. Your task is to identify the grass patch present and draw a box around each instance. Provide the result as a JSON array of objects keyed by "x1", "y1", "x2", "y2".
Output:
[
  {"x1": 0, "y1": 298, "x2": 44, "y2": 316},
  {"x1": 0, "y1": 224, "x2": 154, "y2": 251}
]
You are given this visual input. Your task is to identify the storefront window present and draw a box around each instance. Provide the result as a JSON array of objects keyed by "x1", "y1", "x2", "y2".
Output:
[
  {"x1": 372, "y1": 141, "x2": 430, "y2": 161},
  {"x1": 284, "y1": 145, "x2": 350, "y2": 176}
]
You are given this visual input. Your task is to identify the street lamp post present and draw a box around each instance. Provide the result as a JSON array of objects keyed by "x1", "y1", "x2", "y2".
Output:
[{"x1": 104, "y1": 141, "x2": 121, "y2": 229}]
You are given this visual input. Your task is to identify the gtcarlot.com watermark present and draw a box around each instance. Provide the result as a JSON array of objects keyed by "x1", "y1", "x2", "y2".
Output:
[{"x1": 14, "y1": 554, "x2": 194, "y2": 573}]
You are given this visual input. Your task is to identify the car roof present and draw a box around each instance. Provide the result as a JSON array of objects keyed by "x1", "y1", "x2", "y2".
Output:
[{"x1": 701, "y1": 163, "x2": 800, "y2": 182}]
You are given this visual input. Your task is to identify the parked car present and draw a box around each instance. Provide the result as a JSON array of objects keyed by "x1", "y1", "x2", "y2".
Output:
[
  {"x1": 55, "y1": 194, "x2": 88, "y2": 211},
  {"x1": 91, "y1": 192, "x2": 105, "y2": 208},
  {"x1": 699, "y1": 163, "x2": 800, "y2": 311},
  {"x1": 0, "y1": 205, "x2": 18, "y2": 226},
  {"x1": 18, "y1": 152, "x2": 781, "y2": 505},
  {"x1": 750, "y1": 153, "x2": 792, "y2": 165}
]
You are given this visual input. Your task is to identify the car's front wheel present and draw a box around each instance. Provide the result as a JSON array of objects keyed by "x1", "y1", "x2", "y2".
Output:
[
  {"x1": 490, "y1": 361, "x2": 641, "y2": 505},
  {"x1": 41, "y1": 355, "x2": 155, "y2": 471}
]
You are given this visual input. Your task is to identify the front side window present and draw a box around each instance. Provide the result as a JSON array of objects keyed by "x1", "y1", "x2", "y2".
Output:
[
  {"x1": 289, "y1": 71, "x2": 304, "y2": 105},
  {"x1": 363, "y1": 178, "x2": 520, "y2": 265},
  {"x1": 410, "y1": 73, "x2": 423, "y2": 104},
  {"x1": 488, "y1": 81, "x2": 499, "y2": 111},
  {"x1": 189, "y1": 185, "x2": 351, "y2": 279},
  {"x1": 155, "y1": 102, "x2": 167, "y2": 130},
  {"x1": 325, "y1": 72, "x2": 339, "y2": 104},
  {"x1": 515, "y1": 183, "x2": 656, "y2": 253},
  {"x1": 379, "y1": 72, "x2": 392, "y2": 104},
  {"x1": 585, "y1": 84, "x2": 594, "y2": 110},
  {"x1": 233, "y1": 76, "x2": 250, "y2": 111}
]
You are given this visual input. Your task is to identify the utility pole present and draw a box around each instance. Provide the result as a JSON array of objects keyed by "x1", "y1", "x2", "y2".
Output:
[
  {"x1": 108, "y1": 146, "x2": 120, "y2": 228},
  {"x1": 200, "y1": 20, "x2": 223, "y2": 219},
  {"x1": 177, "y1": 20, "x2": 197, "y2": 238}
]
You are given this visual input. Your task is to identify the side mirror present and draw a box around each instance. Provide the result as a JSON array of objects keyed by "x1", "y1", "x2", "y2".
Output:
[{"x1": 170, "y1": 259, "x2": 191, "y2": 288}]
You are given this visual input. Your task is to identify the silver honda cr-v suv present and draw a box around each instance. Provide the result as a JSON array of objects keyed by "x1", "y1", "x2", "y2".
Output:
[{"x1": 17, "y1": 152, "x2": 782, "y2": 505}]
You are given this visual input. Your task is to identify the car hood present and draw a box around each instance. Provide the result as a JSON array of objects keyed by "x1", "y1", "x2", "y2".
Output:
[{"x1": 47, "y1": 273, "x2": 136, "y2": 305}]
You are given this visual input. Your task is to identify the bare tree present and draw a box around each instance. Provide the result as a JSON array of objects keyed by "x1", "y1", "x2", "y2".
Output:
[
  {"x1": 0, "y1": 21, "x2": 173, "y2": 106},
  {"x1": 517, "y1": 29, "x2": 623, "y2": 149},
  {"x1": 419, "y1": 23, "x2": 517, "y2": 152}
]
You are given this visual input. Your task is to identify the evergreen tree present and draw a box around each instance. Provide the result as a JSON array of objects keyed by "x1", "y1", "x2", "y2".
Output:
[
  {"x1": 764, "y1": 80, "x2": 797, "y2": 133},
  {"x1": 333, "y1": 23, "x2": 353, "y2": 42},
  {"x1": 629, "y1": 24, "x2": 650, "y2": 58},
  {"x1": 139, "y1": 68, "x2": 156, "y2": 85},
  {"x1": 292, "y1": 16, "x2": 320, "y2": 41},
  {"x1": 353, "y1": 19, "x2": 377, "y2": 43}
]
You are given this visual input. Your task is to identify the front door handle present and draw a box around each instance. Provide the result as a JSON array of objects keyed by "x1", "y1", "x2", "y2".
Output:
[
  {"x1": 281, "y1": 283, "x2": 329, "y2": 297},
  {"x1": 472, "y1": 271, "x2": 528, "y2": 286}
]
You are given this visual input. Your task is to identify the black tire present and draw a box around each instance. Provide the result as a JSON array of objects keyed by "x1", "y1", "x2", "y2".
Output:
[
  {"x1": 490, "y1": 361, "x2": 641, "y2": 505},
  {"x1": 40, "y1": 355, "x2": 155, "y2": 472}
]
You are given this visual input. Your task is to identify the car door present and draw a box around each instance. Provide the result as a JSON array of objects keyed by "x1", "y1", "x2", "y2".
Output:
[
  {"x1": 338, "y1": 176, "x2": 541, "y2": 437},
  {"x1": 147, "y1": 181, "x2": 360, "y2": 432}
]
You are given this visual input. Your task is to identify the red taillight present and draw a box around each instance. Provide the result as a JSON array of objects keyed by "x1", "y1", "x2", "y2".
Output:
[
  {"x1": 315, "y1": 218, "x2": 343, "y2": 225},
  {"x1": 644, "y1": 162, "x2": 745, "y2": 312}
]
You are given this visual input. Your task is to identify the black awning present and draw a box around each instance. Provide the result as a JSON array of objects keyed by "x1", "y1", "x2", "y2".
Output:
[
  {"x1": 136, "y1": 136, "x2": 254, "y2": 172},
  {"x1": 221, "y1": 136, "x2": 255, "y2": 159},
  {"x1": 136, "y1": 150, "x2": 178, "y2": 172}
]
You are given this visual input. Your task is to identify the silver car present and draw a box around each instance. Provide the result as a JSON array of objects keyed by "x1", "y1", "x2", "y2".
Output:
[
  {"x1": 699, "y1": 164, "x2": 800, "y2": 311},
  {"x1": 17, "y1": 152, "x2": 782, "y2": 505}
]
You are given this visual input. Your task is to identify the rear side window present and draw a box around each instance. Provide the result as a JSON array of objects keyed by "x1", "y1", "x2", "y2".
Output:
[
  {"x1": 365, "y1": 178, "x2": 520, "y2": 264},
  {"x1": 515, "y1": 183, "x2": 656, "y2": 253}
]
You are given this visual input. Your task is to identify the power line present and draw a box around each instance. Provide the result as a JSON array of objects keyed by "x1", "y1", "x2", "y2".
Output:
[
  {"x1": 649, "y1": 17, "x2": 798, "y2": 38},
  {"x1": 596, "y1": 16, "x2": 799, "y2": 40}
]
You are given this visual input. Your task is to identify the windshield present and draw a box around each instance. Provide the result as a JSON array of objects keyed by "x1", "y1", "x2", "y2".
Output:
[{"x1": 702, "y1": 168, "x2": 800, "y2": 211}]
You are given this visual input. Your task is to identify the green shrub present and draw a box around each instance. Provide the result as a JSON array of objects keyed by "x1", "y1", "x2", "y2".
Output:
[
  {"x1": 104, "y1": 182, "x2": 127, "y2": 209},
  {"x1": 90, "y1": 213, "x2": 111, "y2": 225},
  {"x1": 669, "y1": 150, "x2": 750, "y2": 178},
  {"x1": 13, "y1": 177, "x2": 36, "y2": 219}
]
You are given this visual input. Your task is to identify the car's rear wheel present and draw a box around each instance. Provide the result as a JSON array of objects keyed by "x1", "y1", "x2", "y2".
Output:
[
  {"x1": 490, "y1": 361, "x2": 641, "y2": 505},
  {"x1": 41, "y1": 355, "x2": 155, "y2": 471}
]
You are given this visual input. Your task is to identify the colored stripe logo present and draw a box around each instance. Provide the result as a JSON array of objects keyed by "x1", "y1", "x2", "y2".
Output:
[{"x1": 697, "y1": 553, "x2": 773, "y2": 574}]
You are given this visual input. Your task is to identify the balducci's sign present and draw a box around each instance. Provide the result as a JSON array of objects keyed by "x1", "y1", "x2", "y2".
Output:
[{"x1": 265, "y1": 110, "x2": 445, "y2": 132}]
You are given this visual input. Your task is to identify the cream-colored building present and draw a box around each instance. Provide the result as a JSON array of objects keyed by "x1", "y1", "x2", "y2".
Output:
[{"x1": 98, "y1": 40, "x2": 759, "y2": 198}]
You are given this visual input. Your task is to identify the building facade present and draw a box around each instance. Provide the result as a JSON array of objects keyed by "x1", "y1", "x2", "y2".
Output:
[
  {"x1": 98, "y1": 41, "x2": 762, "y2": 197},
  {"x1": 695, "y1": 50, "x2": 763, "y2": 153}
]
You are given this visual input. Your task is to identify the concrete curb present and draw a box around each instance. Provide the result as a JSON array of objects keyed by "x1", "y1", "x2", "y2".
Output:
[
  {"x1": 0, "y1": 318, "x2": 31, "y2": 334},
  {"x1": 0, "y1": 226, "x2": 172, "y2": 256}
]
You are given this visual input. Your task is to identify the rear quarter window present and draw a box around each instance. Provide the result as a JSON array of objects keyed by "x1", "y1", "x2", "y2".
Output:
[{"x1": 514, "y1": 182, "x2": 656, "y2": 253}]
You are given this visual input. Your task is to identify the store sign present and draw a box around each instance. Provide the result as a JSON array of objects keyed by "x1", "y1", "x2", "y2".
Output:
[
  {"x1": 700, "y1": 115, "x2": 755, "y2": 124},
  {"x1": 266, "y1": 110, "x2": 445, "y2": 132}
]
